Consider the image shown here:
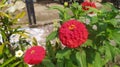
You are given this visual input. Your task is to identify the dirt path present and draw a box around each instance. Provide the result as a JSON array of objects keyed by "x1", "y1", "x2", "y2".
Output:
[{"x1": 17, "y1": 1, "x2": 62, "y2": 27}]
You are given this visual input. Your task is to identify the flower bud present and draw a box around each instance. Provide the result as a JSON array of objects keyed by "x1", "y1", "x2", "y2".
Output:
[{"x1": 64, "y1": 2, "x2": 68, "y2": 7}]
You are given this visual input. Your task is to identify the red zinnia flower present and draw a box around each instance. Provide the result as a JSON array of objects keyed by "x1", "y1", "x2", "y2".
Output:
[
  {"x1": 24, "y1": 46, "x2": 46, "y2": 65},
  {"x1": 59, "y1": 20, "x2": 88, "y2": 48},
  {"x1": 81, "y1": 1, "x2": 96, "y2": 11}
]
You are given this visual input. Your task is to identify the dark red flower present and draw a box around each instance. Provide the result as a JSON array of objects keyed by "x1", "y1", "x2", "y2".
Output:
[
  {"x1": 59, "y1": 20, "x2": 88, "y2": 48},
  {"x1": 24, "y1": 46, "x2": 46, "y2": 65},
  {"x1": 82, "y1": 1, "x2": 96, "y2": 11}
]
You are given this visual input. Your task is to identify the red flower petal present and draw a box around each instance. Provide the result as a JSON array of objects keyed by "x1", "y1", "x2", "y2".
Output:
[
  {"x1": 24, "y1": 46, "x2": 46, "y2": 65},
  {"x1": 82, "y1": 1, "x2": 96, "y2": 11},
  {"x1": 59, "y1": 20, "x2": 88, "y2": 48}
]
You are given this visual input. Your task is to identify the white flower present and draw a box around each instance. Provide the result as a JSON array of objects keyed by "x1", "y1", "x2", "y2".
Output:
[
  {"x1": 10, "y1": 34, "x2": 20, "y2": 43},
  {"x1": 92, "y1": 25, "x2": 97, "y2": 30},
  {"x1": 15, "y1": 50, "x2": 23, "y2": 57},
  {"x1": 85, "y1": 18, "x2": 90, "y2": 25}
]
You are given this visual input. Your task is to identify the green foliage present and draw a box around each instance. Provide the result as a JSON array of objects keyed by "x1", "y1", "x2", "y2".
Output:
[
  {"x1": 0, "y1": 1, "x2": 120, "y2": 67},
  {"x1": 1, "y1": 57, "x2": 16, "y2": 67},
  {"x1": 46, "y1": 30, "x2": 58, "y2": 43},
  {"x1": 0, "y1": 1, "x2": 30, "y2": 66},
  {"x1": 45, "y1": 2, "x2": 120, "y2": 67}
]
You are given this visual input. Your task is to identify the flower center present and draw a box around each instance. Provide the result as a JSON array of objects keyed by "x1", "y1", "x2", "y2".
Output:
[
  {"x1": 31, "y1": 50, "x2": 35, "y2": 54},
  {"x1": 69, "y1": 24, "x2": 76, "y2": 30},
  {"x1": 18, "y1": 53, "x2": 21, "y2": 55}
]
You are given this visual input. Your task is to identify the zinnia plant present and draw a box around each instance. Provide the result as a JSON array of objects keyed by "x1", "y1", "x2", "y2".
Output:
[
  {"x1": 59, "y1": 20, "x2": 88, "y2": 48},
  {"x1": 46, "y1": 2, "x2": 120, "y2": 67}
]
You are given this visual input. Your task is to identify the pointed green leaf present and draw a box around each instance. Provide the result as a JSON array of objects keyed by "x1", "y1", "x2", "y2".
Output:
[
  {"x1": 65, "y1": 60, "x2": 77, "y2": 67},
  {"x1": 11, "y1": 60, "x2": 22, "y2": 67},
  {"x1": 76, "y1": 50, "x2": 87, "y2": 67},
  {"x1": 111, "y1": 30, "x2": 120, "y2": 44},
  {"x1": 56, "y1": 59, "x2": 64, "y2": 67},
  {"x1": 32, "y1": 37, "x2": 38, "y2": 46},
  {"x1": 15, "y1": 11, "x2": 26, "y2": 19},
  {"x1": 104, "y1": 44, "x2": 112, "y2": 64},
  {"x1": 1, "y1": 57, "x2": 16, "y2": 67},
  {"x1": 0, "y1": 43, "x2": 5, "y2": 55},
  {"x1": 56, "y1": 48, "x2": 71, "y2": 59},
  {"x1": 42, "y1": 59, "x2": 55, "y2": 67},
  {"x1": 93, "y1": 52, "x2": 102, "y2": 67},
  {"x1": 46, "y1": 30, "x2": 58, "y2": 42}
]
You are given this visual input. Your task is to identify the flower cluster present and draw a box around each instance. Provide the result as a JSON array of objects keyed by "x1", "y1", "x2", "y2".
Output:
[
  {"x1": 24, "y1": 46, "x2": 46, "y2": 65},
  {"x1": 81, "y1": 1, "x2": 96, "y2": 11},
  {"x1": 59, "y1": 20, "x2": 88, "y2": 48}
]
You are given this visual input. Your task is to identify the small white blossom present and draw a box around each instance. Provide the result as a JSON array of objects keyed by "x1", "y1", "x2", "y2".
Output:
[
  {"x1": 85, "y1": 18, "x2": 90, "y2": 25},
  {"x1": 10, "y1": 34, "x2": 20, "y2": 43},
  {"x1": 15, "y1": 50, "x2": 23, "y2": 57},
  {"x1": 92, "y1": 25, "x2": 97, "y2": 30}
]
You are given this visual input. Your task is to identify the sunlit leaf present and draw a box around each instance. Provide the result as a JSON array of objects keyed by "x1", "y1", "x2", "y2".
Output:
[
  {"x1": 11, "y1": 60, "x2": 22, "y2": 67},
  {"x1": 76, "y1": 50, "x2": 87, "y2": 67},
  {"x1": 0, "y1": 43, "x2": 5, "y2": 55},
  {"x1": 93, "y1": 52, "x2": 102, "y2": 67},
  {"x1": 46, "y1": 30, "x2": 58, "y2": 42},
  {"x1": 1, "y1": 57, "x2": 16, "y2": 67},
  {"x1": 32, "y1": 37, "x2": 38, "y2": 46},
  {"x1": 15, "y1": 11, "x2": 26, "y2": 19}
]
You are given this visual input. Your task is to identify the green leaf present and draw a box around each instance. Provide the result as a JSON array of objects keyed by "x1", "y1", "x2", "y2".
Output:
[
  {"x1": 42, "y1": 59, "x2": 55, "y2": 67},
  {"x1": 1, "y1": 57, "x2": 16, "y2": 67},
  {"x1": 11, "y1": 60, "x2": 22, "y2": 67},
  {"x1": 17, "y1": 32, "x2": 29, "y2": 38},
  {"x1": 0, "y1": 43, "x2": 5, "y2": 55},
  {"x1": 0, "y1": 30, "x2": 7, "y2": 41},
  {"x1": 90, "y1": 16, "x2": 98, "y2": 24},
  {"x1": 46, "y1": 41, "x2": 54, "y2": 58},
  {"x1": 0, "y1": 12, "x2": 10, "y2": 18},
  {"x1": 56, "y1": 59, "x2": 64, "y2": 67},
  {"x1": 46, "y1": 30, "x2": 58, "y2": 42},
  {"x1": 0, "y1": 4, "x2": 7, "y2": 8},
  {"x1": 76, "y1": 50, "x2": 87, "y2": 67},
  {"x1": 15, "y1": 11, "x2": 26, "y2": 19},
  {"x1": 111, "y1": 30, "x2": 120, "y2": 44},
  {"x1": 104, "y1": 44, "x2": 112, "y2": 64},
  {"x1": 12, "y1": 11, "x2": 26, "y2": 23},
  {"x1": 83, "y1": 39, "x2": 93, "y2": 47},
  {"x1": 49, "y1": 6, "x2": 65, "y2": 14},
  {"x1": 93, "y1": 52, "x2": 102, "y2": 67},
  {"x1": 104, "y1": 41, "x2": 120, "y2": 61},
  {"x1": 56, "y1": 48, "x2": 71, "y2": 59},
  {"x1": 108, "y1": 19, "x2": 118, "y2": 27},
  {"x1": 1, "y1": 0, "x2": 7, "y2": 4},
  {"x1": 65, "y1": 60, "x2": 77, "y2": 67},
  {"x1": 32, "y1": 37, "x2": 38, "y2": 46}
]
